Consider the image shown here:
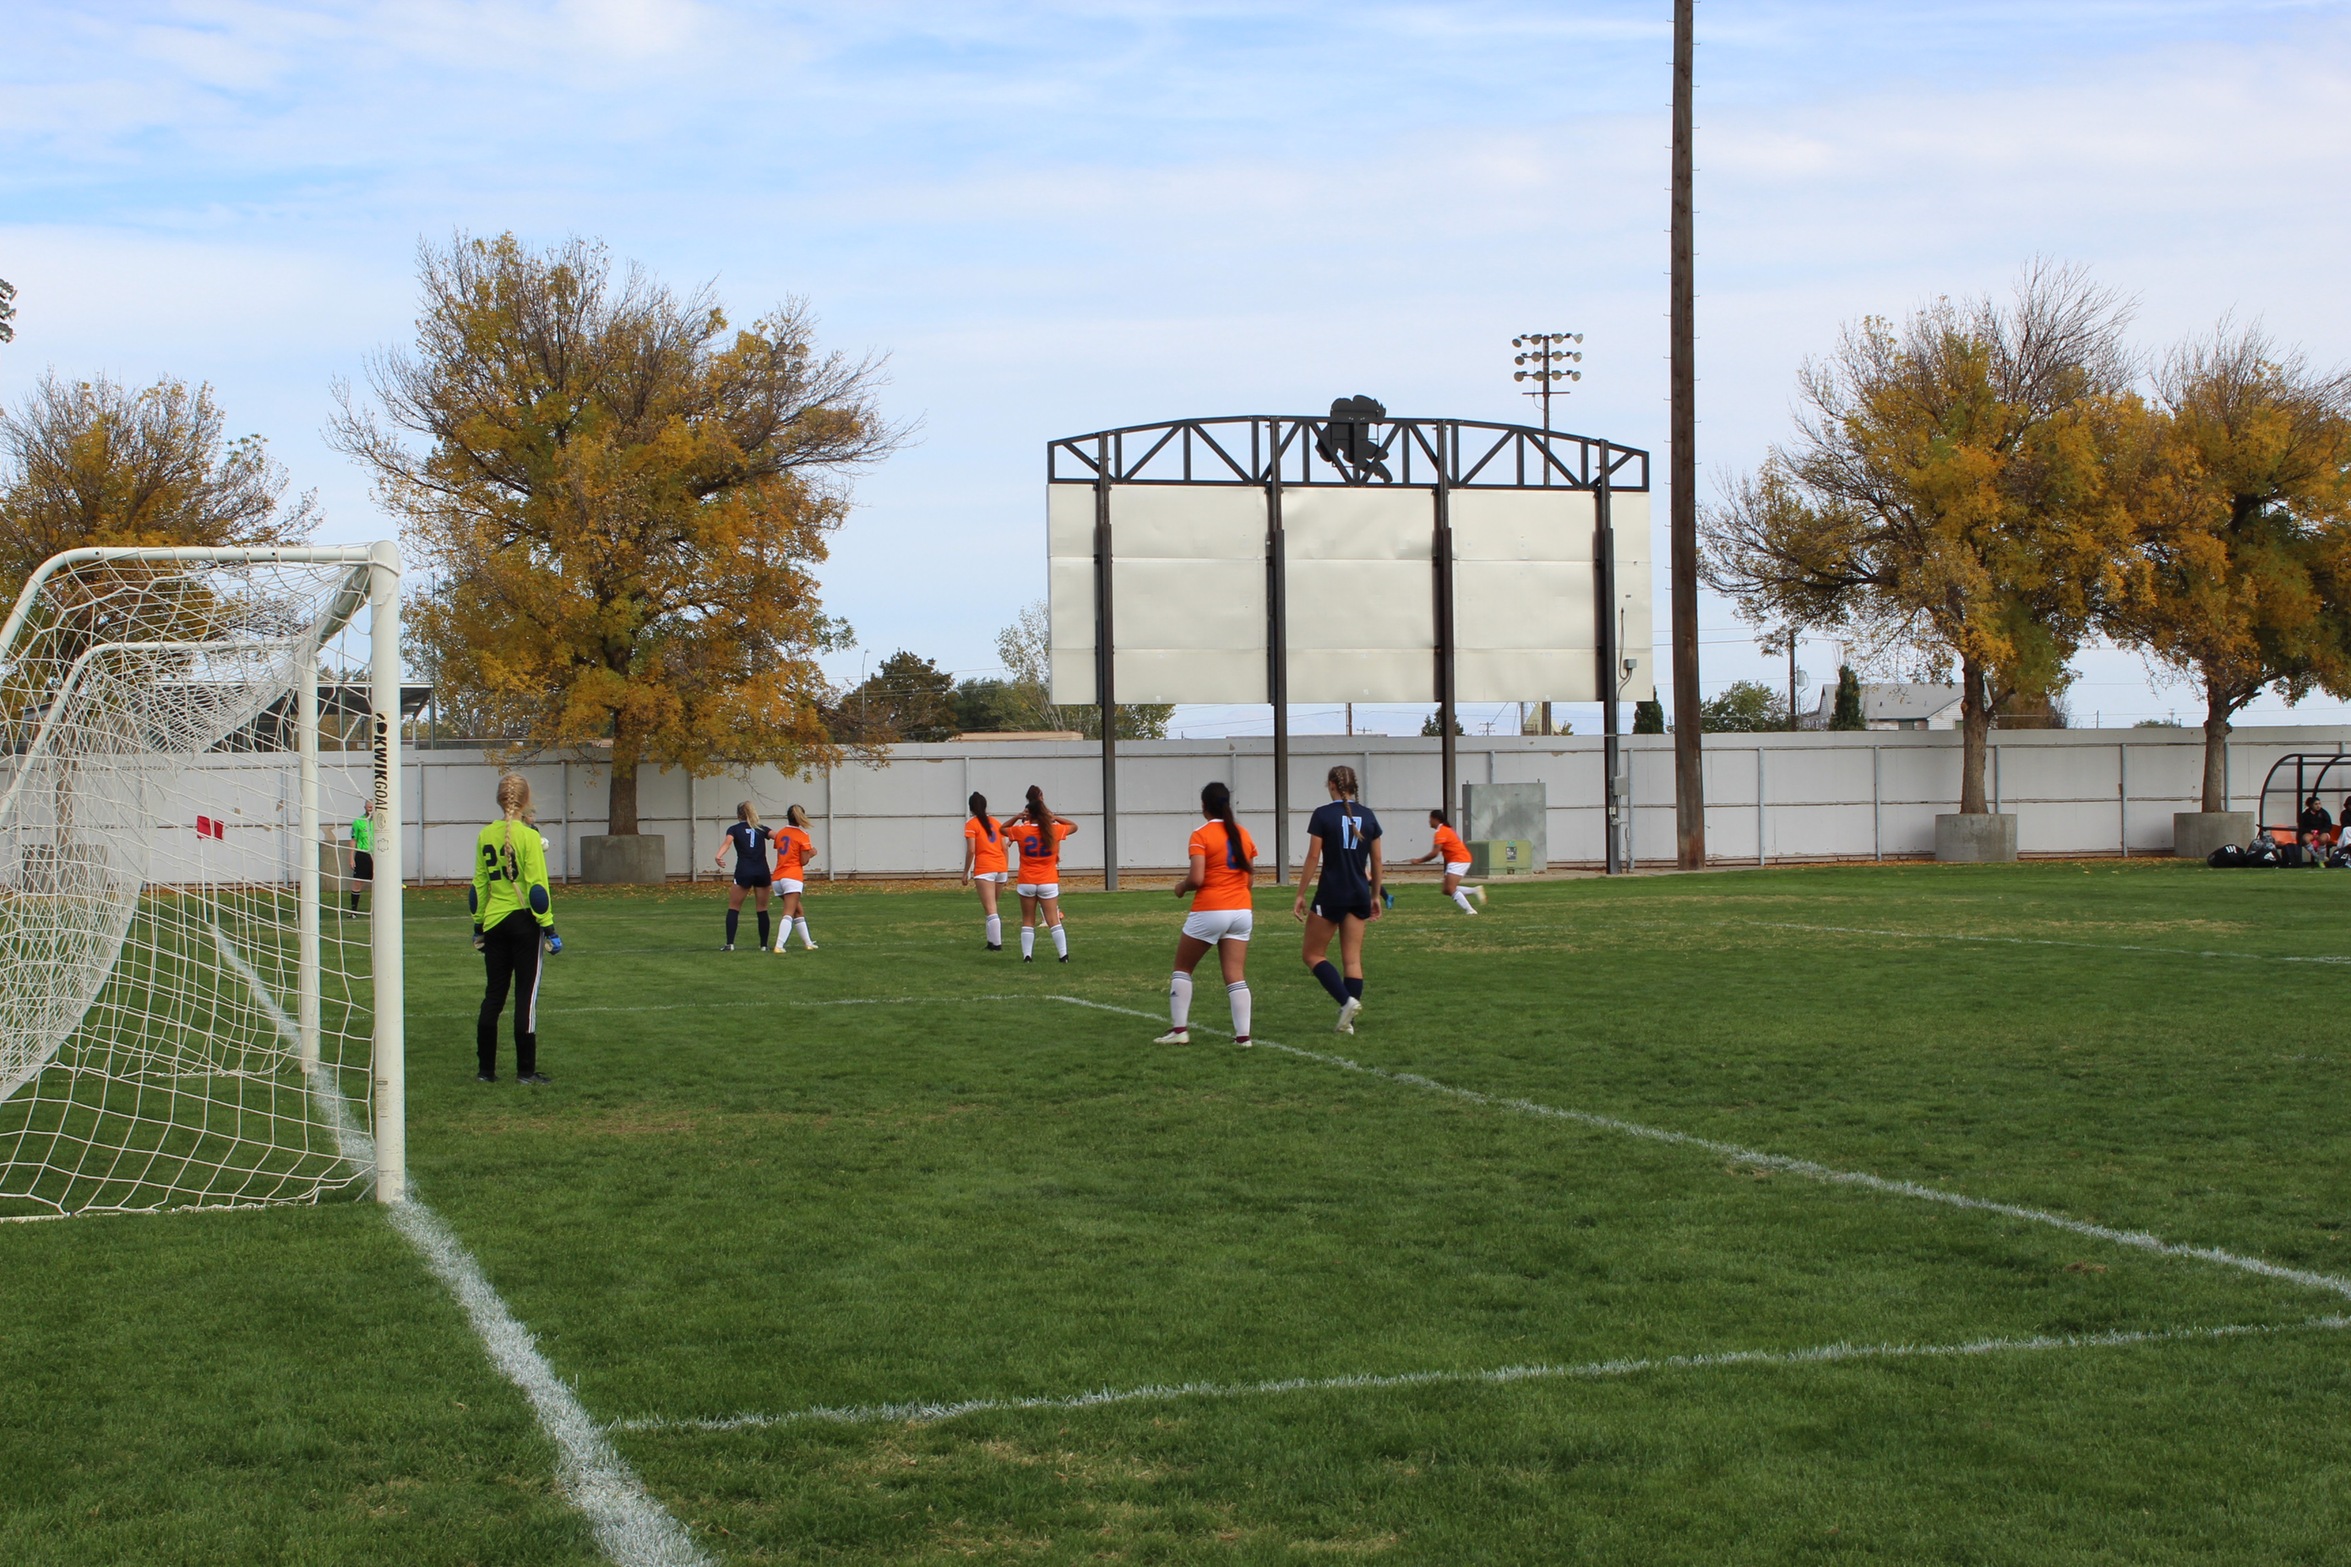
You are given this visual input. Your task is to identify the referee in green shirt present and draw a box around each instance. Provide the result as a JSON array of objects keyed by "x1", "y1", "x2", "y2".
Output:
[{"x1": 348, "y1": 808, "x2": 374, "y2": 913}]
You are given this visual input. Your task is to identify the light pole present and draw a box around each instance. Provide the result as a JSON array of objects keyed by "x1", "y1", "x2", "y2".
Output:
[
  {"x1": 1514, "y1": 332, "x2": 1584, "y2": 738},
  {"x1": 1511, "y1": 332, "x2": 1583, "y2": 433}
]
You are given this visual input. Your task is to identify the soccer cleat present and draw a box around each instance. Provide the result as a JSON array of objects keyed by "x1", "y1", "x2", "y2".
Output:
[
  {"x1": 1022, "y1": 954, "x2": 1034, "y2": 963},
  {"x1": 1153, "y1": 1028, "x2": 1190, "y2": 1045},
  {"x1": 1335, "y1": 997, "x2": 1361, "y2": 1034},
  {"x1": 1234, "y1": 1036, "x2": 1253, "y2": 1049},
  {"x1": 802, "y1": 943, "x2": 819, "y2": 951},
  {"x1": 720, "y1": 942, "x2": 735, "y2": 952},
  {"x1": 986, "y1": 942, "x2": 1003, "y2": 952},
  {"x1": 772, "y1": 942, "x2": 788, "y2": 954},
  {"x1": 1058, "y1": 953, "x2": 1070, "y2": 963},
  {"x1": 518, "y1": 1072, "x2": 551, "y2": 1085},
  {"x1": 1473, "y1": 885, "x2": 1487, "y2": 905},
  {"x1": 475, "y1": 1071, "x2": 496, "y2": 1083}
]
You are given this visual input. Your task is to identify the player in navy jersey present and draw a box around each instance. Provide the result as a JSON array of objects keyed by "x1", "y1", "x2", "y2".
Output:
[
  {"x1": 1292, "y1": 764, "x2": 1383, "y2": 1033},
  {"x1": 710, "y1": 801, "x2": 775, "y2": 951}
]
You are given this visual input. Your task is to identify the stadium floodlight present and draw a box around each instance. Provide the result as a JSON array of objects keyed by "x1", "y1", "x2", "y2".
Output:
[
  {"x1": 1509, "y1": 333, "x2": 1585, "y2": 433},
  {"x1": 0, "y1": 544, "x2": 405, "y2": 1217}
]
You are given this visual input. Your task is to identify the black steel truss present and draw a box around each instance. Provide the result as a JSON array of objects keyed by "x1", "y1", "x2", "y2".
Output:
[{"x1": 1048, "y1": 416, "x2": 1648, "y2": 492}]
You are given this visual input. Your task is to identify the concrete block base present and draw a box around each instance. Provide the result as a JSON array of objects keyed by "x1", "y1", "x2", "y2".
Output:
[
  {"x1": 2173, "y1": 811, "x2": 2254, "y2": 861},
  {"x1": 1935, "y1": 813, "x2": 2018, "y2": 863},
  {"x1": 580, "y1": 833, "x2": 668, "y2": 884}
]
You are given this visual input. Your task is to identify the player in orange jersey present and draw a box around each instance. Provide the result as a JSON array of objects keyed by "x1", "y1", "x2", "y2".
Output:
[
  {"x1": 962, "y1": 790, "x2": 1011, "y2": 951},
  {"x1": 768, "y1": 803, "x2": 821, "y2": 952},
  {"x1": 1405, "y1": 808, "x2": 1484, "y2": 914},
  {"x1": 1155, "y1": 781, "x2": 1257, "y2": 1046},
  {"x1": 1008, "y1": 784, "x2": 1078, "y2": 962}
]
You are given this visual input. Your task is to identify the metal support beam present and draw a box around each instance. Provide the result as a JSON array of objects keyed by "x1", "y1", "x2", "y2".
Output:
[
  {"x1": 1433, "y1": 473, "x2": 1459, "y2": 820},
  {"x1": 1092, "y1": 449, "x2": 1119, "y2": 891},
  {"x1": 1597, "y1": 464, "x2": 1622, "y2": 874},
  {"x1": 1267, "y1": 454, "x2": 1292, "y2": 884}
]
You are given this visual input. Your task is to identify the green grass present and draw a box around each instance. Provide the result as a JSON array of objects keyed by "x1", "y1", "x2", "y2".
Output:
[{"x1": 7, "y1": 860, "x2": 2351, "y2": 1563}]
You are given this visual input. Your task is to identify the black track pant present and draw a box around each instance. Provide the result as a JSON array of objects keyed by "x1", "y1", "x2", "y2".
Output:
[{"x1": 478, "y1": 910, "x2": 542, "y2": 1077}]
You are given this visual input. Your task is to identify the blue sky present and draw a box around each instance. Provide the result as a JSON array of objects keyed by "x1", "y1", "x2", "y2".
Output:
[{"x1": 6, "y1": 1, "x2": 2350, "y2": 735}]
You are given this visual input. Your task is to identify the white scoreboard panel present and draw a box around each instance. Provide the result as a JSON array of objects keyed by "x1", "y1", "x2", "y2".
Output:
[{"x1": 1048, "y1": 482, "x2": 1653, "y2": 706}]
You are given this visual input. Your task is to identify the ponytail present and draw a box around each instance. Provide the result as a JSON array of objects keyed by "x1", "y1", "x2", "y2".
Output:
[
  {"x1": 1024, "y1": 785, "x2": 1051, "y2": 831},
  {"x1": 1202, "y1": 780, "x2": 1250, "y2": 872},
  {"x1": 786, "y1": 803, "x2": 810, "y2": 829},
  {"x1": 1327, "y1": 764, "x2": 1361, "y2": 845},
  {"x1": 969, "y1": 791, "x2": 996, "y2": 841},
  {"x1": 495, "y1": 773, "x2": 533, "y2": 880},
  {"x1": 737, "y1": 800, "x2": 760, "y2": 828}
]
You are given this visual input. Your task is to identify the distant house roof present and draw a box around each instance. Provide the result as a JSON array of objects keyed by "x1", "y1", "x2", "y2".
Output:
[{"x1": 1810, "y1": 682, "x2": 1964, "y2": 730}]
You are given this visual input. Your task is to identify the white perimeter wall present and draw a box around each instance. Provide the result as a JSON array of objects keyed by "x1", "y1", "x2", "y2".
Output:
[{"x1": 185, "y1": 725, "x2": 2351, "y2": 883}]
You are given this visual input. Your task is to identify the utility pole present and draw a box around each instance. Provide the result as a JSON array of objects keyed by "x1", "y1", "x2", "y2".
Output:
[{"x1": 1670, "y1": 0, "x2": 1706, "y2": 869}]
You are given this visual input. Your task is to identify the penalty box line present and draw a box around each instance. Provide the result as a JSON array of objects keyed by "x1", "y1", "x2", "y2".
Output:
[
  {"x1": 1746, "y1": 921, "x2": 2351, "y2": 966},
  {"x1": 1045, "y1": 995, "x2": 2351, "y2": 1307},
  {"x1": 214, "y1": 925, "x2": 713, "y2": 1567},
  {"x1": 616, "y1": 1314, "x2": 2351, "y2": 1434}
]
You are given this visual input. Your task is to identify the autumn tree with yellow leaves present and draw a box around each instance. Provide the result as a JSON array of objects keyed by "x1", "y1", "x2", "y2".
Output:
[
  {"x1": 1, "y1": 371, "x2": 315, "y2": 603},
  {"x1": 2103, "y1": 326, "x2": 2351, "y2": 811},
  {"x1": 1702, "y1": 264, "x2": 2143, "y2": 814},
  {"x1": 334, "y1": 233, "x2": 901, "y2": 835}
]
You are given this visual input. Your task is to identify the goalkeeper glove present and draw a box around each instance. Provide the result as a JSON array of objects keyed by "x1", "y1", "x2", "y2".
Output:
[
  {"x1": 543, "y1": 929, "x2": 563, "y2": 955},
  {"x1": 471, "y1": 927, "x2": 485, "y2": 953}
]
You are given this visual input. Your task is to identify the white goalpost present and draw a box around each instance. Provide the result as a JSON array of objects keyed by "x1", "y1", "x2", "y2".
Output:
[{"x1": 0, "y1": 543, "x2": 405, "y2": 1217}]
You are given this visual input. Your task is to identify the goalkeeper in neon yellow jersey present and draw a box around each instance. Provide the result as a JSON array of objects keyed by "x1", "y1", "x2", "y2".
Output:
[{"x1": 470, "y1": 773, "x2": 560, "y2": 1085}]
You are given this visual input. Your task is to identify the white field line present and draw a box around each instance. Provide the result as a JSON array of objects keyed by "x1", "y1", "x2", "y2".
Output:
[
  {"x1": 1748, "y1": 920, "x2": 2351, "y2": 965},
  {"x1": 408, "y1": 994, "x2": 1029, "y2": 1020},
  {"x1": 387, "y1": 1200, "x2": 713, "y2": 1567},
  {"x1": 1049, "y1": 995, "x2": 2351, "y2": 1305},
  {"x1": 615, "y1": 1314, "x2": 2351, "y2": 1434},
  {"x1": 212, "y1": 926, "x2": 712, "y2": 1567}
]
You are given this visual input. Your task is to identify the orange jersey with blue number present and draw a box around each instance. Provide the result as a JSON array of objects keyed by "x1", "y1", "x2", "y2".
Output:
[
  {"x1": 1187, "y1": 821, "x2": 1257, "y2": 912},
  {"x1": 1010, "y1": 818, "x2": 1074, "y2": 883},
  {"x1": 965, "y1": 815, "x2": 1008, "y2": 874},
  {"x1": 1433, "y1": 824, "x2": 1470, "y2": 864},
  {"x1": 773, "y1": 825, "x2": 814, "y2": 879}
]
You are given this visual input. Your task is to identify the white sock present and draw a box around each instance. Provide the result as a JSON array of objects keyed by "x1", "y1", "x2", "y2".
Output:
[
  {"x1": 1169, "y1": 971, "x2": 1193, "y2": 1029},
  {"x1": 795, "y1": 916, "x2": 814, "y2": 947},
  {"x1": 1050, "y1": 923, "x2": 1068, "y2": 958},
  {"x1": 1227, "y1": 981, "x2": 1251, "y2": 1038},
  {"x1": 1021, "y1": 925, "x2": 1035, "y2": 958},
  {"x1": 1451, "y1": 888, "x2": 1476, "y2": 914},
  {"x1": 985, "y1": 913, "x2": 1002, "y2": 946}
]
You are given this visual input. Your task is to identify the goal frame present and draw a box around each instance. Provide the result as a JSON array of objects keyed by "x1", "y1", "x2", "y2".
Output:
[{"x1": 0, "y1": 542, "x2": 407, "y2": 1205}]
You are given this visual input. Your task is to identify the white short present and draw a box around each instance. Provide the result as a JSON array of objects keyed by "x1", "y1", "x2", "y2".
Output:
[
  {"x1": 774, "y1": 878, "x2": 805, "y2": 895},
  {"x1": 1017, "y1": 882, "x2": 1061, "y2": 901},
  {"x1": 1444, "y1": 861, "x2": 1473, "y2": 878},
  {"x1": 1181, "y1": 907, "x2": 1254, "y2": 944},
  {"x1": 972, "y1": 870, "x2": 1009, "y2": 884}
]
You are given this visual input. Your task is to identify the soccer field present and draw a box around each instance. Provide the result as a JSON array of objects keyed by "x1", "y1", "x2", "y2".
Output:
[{"x1": 5, "y1": 861, "x2": 2351, "y2": 1564}]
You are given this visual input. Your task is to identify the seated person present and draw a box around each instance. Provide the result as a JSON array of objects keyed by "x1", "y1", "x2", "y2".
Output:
[{"x1": 2300, "y1": 795, "x2": 2335, "y2": 844}]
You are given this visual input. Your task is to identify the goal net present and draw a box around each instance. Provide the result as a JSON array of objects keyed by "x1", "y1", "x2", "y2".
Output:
[{"x1": 0, "y1": 546, "x2": 405, "y2": 1219}]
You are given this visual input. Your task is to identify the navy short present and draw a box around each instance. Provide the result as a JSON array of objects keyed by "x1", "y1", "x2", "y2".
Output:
[
  {"x1": 734, "y1": 871, "x2": 772, "y2": 890},
  {"x1": 1311, "y1": 893, "x2": 1374, "y2": 922}
]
